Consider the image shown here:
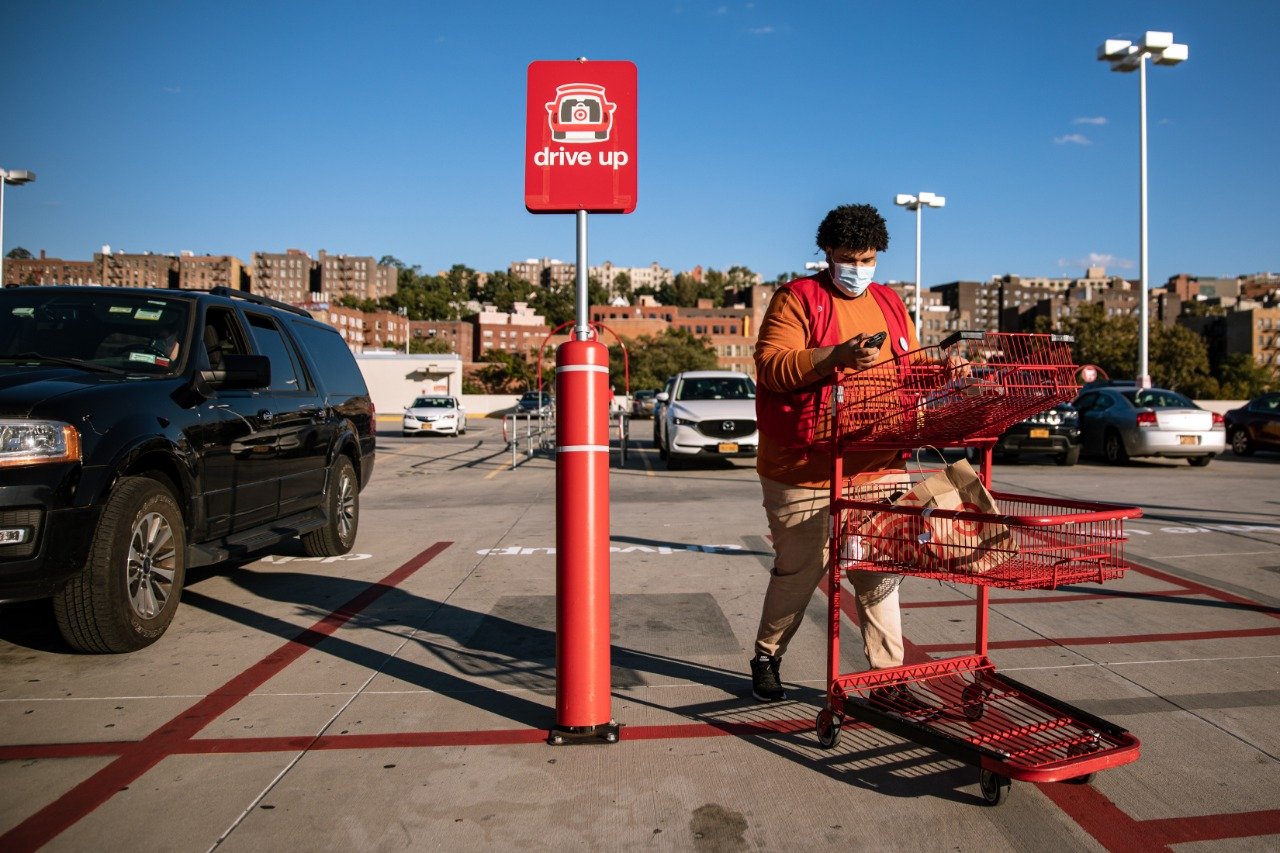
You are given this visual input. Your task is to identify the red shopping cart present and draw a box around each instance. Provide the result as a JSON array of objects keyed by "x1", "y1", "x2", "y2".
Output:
[{"x1": 817, "y1": 332, "x2": 1143, "y2": 805}]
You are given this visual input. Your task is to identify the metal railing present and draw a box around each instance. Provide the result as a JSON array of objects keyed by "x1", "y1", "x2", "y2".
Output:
[{"x1": 503, "y1": 409, "x2": 631, "y2": 469}]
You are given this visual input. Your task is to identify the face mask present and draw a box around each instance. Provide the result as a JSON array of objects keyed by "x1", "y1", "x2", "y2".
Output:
[{"x1": 831, "y1": 262, "x2": 875, "y2": 297}]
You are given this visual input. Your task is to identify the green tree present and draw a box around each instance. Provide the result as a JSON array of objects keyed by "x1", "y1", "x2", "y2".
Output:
[
  {"x1": 1216, "y1": 353, "x2": 1277, "y2": 398},
  {"x1": 657, "y1": 271, "x2": 722, "y2": 307},
  {"x1": 611, "y1": 271, "x2": 632, "y2": 301},
  {"x1": 6, "y1": 247, "x2": 33, "y2": 260},
  {"x1": 532, "y1": 279, "x2": 608, "y2": 328},
  {"x1": 378, "y1": 255, "x2": 407, "y2": 270},
  {"x1": 472, "y1": 348, "x2": 534, "y2": 393},
  {"x1": 608, "y1": 327, "x2": 719, "y2": 391},
  {"x1": 1058, "y1": 303, "x2": 1138, "y2": 380},
  {"x1": 1149, "y1": 323, "x2": 1215, "y2": 395}
]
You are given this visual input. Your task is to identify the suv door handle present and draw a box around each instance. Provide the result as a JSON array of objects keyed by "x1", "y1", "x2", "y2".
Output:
[
  {"x1": 258, "y1": 409, "x2": 274, "y2": 423},
  {"x1": 298, "y1": 405, "x2": 322, "y2": 416}
]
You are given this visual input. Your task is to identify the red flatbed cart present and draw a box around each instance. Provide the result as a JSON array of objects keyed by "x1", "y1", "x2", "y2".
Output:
[{"x1": 818, "y1": 332, "x2": 1143, "y2": 805}]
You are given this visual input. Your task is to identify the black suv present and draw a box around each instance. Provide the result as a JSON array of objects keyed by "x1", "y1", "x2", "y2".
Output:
[
  {"x1": 975, "y1": 403, "x2": 1081, "y2": 466},
  {"x1": 0, "y1": 286, "x2": 375, "y2": 652}
]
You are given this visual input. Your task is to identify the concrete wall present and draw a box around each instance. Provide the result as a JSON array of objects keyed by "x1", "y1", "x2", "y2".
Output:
[{"x1": 355, "y1": 353, "x2": 463, "y2": 415}]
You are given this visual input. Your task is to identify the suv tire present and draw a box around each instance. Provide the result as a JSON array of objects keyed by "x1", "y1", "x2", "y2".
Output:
[
  {"x1": 1056, "y1": 446, "x2": 1081, "y2": 467},
  {"x1": 52, "y1": 477, "x2": 187, "y2": 653},
  {"x1": 302, "y1": 455, "x2": 359, "y2": 557}
]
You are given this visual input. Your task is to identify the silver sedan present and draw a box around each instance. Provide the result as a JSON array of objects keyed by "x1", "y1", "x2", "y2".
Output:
[{"x1": 1074, "y1": 384, "x2": 1224, "y2": 466}]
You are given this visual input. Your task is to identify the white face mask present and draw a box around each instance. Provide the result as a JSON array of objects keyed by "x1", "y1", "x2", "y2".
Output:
[{"x1": 831, "y1": 262, "x2": 875, "y2": 297}]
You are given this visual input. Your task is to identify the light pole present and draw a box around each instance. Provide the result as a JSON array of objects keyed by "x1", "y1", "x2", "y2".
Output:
[
  {"x1": 893, "y1": 191, "x2": 945, "y2": 331},
  {"x1": 0, "y1": 168, "x2": 37, "y2": 287},
  {"x1": 1098, "y1": 31, "x2": 1187, "y2": 389}
]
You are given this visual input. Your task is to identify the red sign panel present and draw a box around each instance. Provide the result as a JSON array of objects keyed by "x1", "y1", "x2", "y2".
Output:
[{"x1": 525, "y1": 60, "x2": 637, "y2": 214}]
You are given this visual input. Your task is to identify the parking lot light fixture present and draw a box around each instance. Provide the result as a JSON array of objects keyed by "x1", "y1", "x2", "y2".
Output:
[
  {"x1": 1098, "y1": 30, "x2": 1187, "y2": 389},
  {"x1": 893, "y1": 191, "x2": 946, "y2": 331},
  {"x1": 0, "y1": 167, "x2": 37, "y2": 287}
]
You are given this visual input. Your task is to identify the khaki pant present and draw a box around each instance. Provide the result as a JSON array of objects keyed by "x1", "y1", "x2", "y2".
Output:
[{"x1": 754, "y1": 476, "x2": 904, "y2": 669}]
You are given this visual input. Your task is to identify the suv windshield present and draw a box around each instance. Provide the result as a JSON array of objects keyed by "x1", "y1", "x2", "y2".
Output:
[
  {"x1": 0, "y1": 291, "x2": 190, "y2": 374},
  {"x1": 677, "y1": 376, "x2": 756, "y2": 401},
  {"x1": 412, "y1": 397, "x2": 455, "y2": 408}
]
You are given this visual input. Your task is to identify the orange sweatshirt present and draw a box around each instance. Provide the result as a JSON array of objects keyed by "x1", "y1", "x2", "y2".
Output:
[{"x1": 754, "y1": 284, "x2": 920, "y2": 487}]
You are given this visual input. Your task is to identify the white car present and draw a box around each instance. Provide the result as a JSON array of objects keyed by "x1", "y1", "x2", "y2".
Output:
[
  {"x1": 656, "y1": 370, "x2": 758, "y2": 469},
  {"x1": 402, "y1": 395, "x2": 467, "y2": 436}
]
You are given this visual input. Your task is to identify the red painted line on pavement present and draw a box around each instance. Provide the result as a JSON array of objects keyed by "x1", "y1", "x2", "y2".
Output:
[
  {"x1": 0, "y1": 741, "x2": 135, "y2": 761},
  {"x1": 1140, "y1": 808, "x2": 1280, "y2": 845},
  {"x1": 915, "y1": 625, "x2": 1280, "y2": 654},
  {"x1": 1129, "y1": 564, "x2": 1280, "y2": 619},
  {"x1": 0, "y1": 541, "x2": 452, "y2": 853}
]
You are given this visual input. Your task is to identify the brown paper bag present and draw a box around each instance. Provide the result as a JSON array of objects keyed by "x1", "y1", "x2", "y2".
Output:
[{"x1": 862, "y1": 459, "x2": 1015, "y2": 575}]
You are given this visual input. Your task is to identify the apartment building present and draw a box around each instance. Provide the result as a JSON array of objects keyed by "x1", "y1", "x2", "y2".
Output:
[
  {"x1": 591, "y1": 299, "x2": 756, "y2": 375},
  {"x1": 590, "y1": 260, "x2": 671, "y2": 292},
  {"x1": 177, "y1": 252, "x2": 247, "y2": 291},
  {"x1": 472, "y1": 302, "x2": 551, "y2": 360},
  {"x1": 94, "y1": 248, "x2": 178, "y2": 289},
  {"x1": 307, "y1": 304, "x2": 367, "y2": 350},
  {"x1": 409, "y1": 320, "x2": 474, "y2": 358},
  {"x1": 508, "y1": 257, "x2": 577, "y2": 287},
  {"x1": 252, "y1": 250, "x2": 315, "y2": 304},
  {"x1": 2, "y1": 251, "x2": 96, "y2": 286},
  {"x1": 1182, "y1": 305, "x2": 1280, "y2": 371},
  {"x1": 317, "y1": 250, "x2": 397, "y2": 303}
]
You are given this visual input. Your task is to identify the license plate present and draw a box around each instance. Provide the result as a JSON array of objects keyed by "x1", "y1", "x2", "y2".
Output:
[
  {"x1": 1179, "y1": 435, "x2": 1199, "y2": 445},
  {"x1": 718, "y1": 442, "x2": 739, "y2": 453},
  {"x1": 0, "y1": 528, "x2": 27, "y2": 544},
  {"x1": 1029, "y1": 428, "x2": 1050, "y2": 439}
]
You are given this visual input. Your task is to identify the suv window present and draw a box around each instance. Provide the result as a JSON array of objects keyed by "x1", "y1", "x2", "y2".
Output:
[
  {"x1": 1, "y1": 291, "x2": 190, "y2": 374},
  {"x1": 290, "y1": 320, "x2": 367, "y2": 396},
  {"x1": 246, "y1": 312, "x2": 308, "y2": 393}
]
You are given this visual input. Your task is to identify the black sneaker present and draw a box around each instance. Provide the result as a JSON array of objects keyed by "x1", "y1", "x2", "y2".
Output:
[
  {"x1": 750, "y1": 654, "x2": 787, "y2": 702},
  {"x1": 868, "y1": 683, "x2": 940, "y2": 721}
]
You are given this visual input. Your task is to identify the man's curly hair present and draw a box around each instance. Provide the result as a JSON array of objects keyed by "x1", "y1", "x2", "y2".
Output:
[{"x1": 816, "y1": 204, "x2": 889, "y2": 253}]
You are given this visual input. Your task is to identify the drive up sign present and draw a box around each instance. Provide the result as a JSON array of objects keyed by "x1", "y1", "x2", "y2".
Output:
[{"x1": 525, "y1": 59, "x2": 637, "y2": 213}]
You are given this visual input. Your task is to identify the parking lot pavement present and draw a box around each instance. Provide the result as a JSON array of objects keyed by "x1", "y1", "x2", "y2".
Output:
[{"x1": 2, "y1": 430, "x2": 1278, "y2": 851}]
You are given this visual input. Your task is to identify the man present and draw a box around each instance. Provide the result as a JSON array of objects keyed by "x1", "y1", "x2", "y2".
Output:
[{"x1": 750, "y1": 203, "x2": 919, "y2": 703}]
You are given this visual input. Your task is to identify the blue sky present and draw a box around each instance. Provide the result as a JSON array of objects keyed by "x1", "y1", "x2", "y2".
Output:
[{"x1": 2, "y1": 1, "x2": 1276, "y2": 288}]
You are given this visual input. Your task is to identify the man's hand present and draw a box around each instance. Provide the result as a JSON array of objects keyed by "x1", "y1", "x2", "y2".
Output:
[
  {"x1": 941, "y1": 354, "x2": 971, "y2": 377},
  {"x1": 838, "y1": 333, "x2": 883, "y2": 371}
]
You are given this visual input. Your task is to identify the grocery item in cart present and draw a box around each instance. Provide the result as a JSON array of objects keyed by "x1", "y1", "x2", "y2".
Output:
[{"x1": 860, "y1": 458, "x2": 1014, "y2": 576}]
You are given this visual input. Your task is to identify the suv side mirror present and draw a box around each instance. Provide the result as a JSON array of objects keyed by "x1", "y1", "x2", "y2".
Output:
[
  {"x1": 201, "y1": 354, "x2": 271, "y2": 390},
  {"x1": 656, "y1": 392, "x2": 669, "y2": 403}
]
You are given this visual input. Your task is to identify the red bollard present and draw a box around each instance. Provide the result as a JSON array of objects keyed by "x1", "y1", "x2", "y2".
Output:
[{"x1": 549, "y1": 337, "x2": 618, "y2": 744}]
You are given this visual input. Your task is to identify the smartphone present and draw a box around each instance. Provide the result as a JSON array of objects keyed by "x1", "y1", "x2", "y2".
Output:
[{"x1": 861, "y1": 331, "x2": 887, "y2": 349}]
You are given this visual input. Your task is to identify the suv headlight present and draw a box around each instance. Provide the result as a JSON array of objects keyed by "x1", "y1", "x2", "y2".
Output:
[
  {"x1": 0, "y1": 420, "x2": 82, "y2": 468},
  {"x1": 673, "y1": 416, "x2": 695, "y2": 426}
]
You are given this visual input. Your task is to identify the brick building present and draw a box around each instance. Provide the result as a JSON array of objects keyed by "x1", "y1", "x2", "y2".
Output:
[
  {"x1": 177, "y1": 252, "x2": 247, "y2": 291},
  {"x1": 472, "y1": 302, "x2": 551, "y2": 361},
  {"x1": 252, "y1": 250, "x2": 315, "y2": 304},
  {"x1": 317, "y1": 251, "x2": 397, "y2": 303},
  {"x1": 2, "y1": 251, "x2": 96, "y2": 286},
  {"x1": 94, "y1": 248, "x2": 178, "y2": 289},
  {"x1": 409, "y1": 320, "x2": 473, "y2": 359}
]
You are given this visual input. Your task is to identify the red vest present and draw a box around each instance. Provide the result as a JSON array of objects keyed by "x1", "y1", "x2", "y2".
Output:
[{"x1": 755, "y1": 276, "x2": 912, "y2": 451}]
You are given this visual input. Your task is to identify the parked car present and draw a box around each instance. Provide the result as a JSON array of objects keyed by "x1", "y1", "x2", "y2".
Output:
[
  {"x1": 1223, "y1": 392, "x2": 1280, "y2": 456},
  {"x1": 652, "y1": 376, "x2": 675, "y2": 445},
  {"x1": 1073, "y1": 383, "x2": 1224, "y2": 466},
  {"x1": 630, "y1": 389, "x2": 658, "y2": 418},
  {"x1": 0, "y1": 285, "x2": 375, "y2": 652},
  {"x1": 972, "y1": 403, "x2": 1080, "y2": 466},
  {"x1": 402, "y1": 395, "x2": 466, "y2": 436},
  {"x1": 655, "y1": 370, "x2": 758, "y2": 469},
  {"x1": 515, "y1": 390, "x2": 554, "y2": 415}
]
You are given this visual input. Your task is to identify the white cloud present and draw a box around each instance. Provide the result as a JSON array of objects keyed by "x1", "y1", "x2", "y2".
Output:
[
  {"x1": 747, "y1": 25, "x2": 775, "y2": 34},
  {"x1": 1058, "y1": 253, "x2": 1134, "y2": 271},
  {"x1": 1053, "y1": 133, "x2": 1091, "y2": 146},
  {"x1": 1072, "y1": 116, "x2": 1107, "y2": 125}
]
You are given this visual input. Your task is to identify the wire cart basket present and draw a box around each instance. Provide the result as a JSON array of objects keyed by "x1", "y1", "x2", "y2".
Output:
[{"x1": 818, "y1": 332, "x2": 1143, "y2": 805}]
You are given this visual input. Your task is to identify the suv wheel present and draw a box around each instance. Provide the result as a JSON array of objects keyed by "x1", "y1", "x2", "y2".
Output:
[
  {"x1": 302, "y1": 455, "x2": 359, "y2": 557},
  {"x1": 1103, "y1": 431, "x2": 1129, "y2": 465},
  {"x1": 1230, "y1": 428, "x2": 1253, "y2": 456},
  {"x1": 1056, "y1": 446, "x2": 1081, "y2": 467},
  {"x1": 53, "y1": 476, "x2": 187, "y2": 653}
]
